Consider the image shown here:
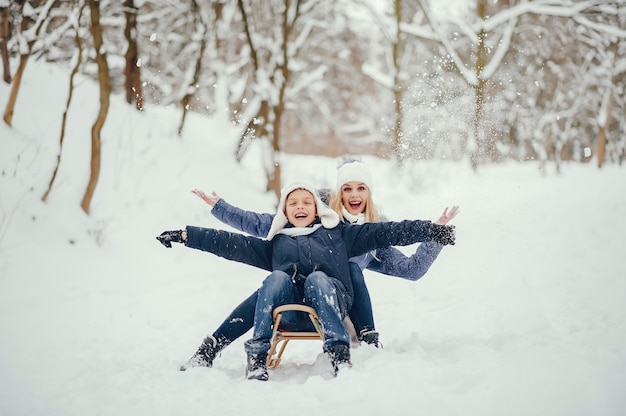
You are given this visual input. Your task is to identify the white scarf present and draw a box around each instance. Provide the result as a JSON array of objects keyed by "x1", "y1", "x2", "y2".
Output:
[
  {"x1": 342, "y1": 206, "x2": 365, "y2": 225},
  {"x1": 277, "y1": 224, "x2": 322, "y2": 237}
]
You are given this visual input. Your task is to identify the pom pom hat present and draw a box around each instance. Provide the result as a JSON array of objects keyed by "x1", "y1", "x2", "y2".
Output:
[
  {"x1": 266, "y1": 181, "x2": 340, "y2": 240},
  {"x1": 336, "y1": 161, "x2": 373, "y2": 193}
]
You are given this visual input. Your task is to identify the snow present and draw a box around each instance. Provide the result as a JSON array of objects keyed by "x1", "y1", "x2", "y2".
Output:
[{"x1": 1, "y1": 61, "x2": 626, "y2": 416}]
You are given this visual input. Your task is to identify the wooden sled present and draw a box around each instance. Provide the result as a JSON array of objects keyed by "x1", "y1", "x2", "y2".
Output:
[{"x1": 267, "y1": 304, "x2": 324, "y2": 368}]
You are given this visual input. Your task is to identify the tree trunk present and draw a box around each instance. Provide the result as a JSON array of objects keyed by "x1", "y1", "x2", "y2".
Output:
[
  {"x1": 392, "y1": 0, "x2": 404, "y2": 163},
  {"x1": 597, "y1": 91, "x2": 613, "y2": 169},
  {"x1": 3, "y1": 0, "x2": 54, "y2": 126},
  {"x1": 42, "y1": 3, "x2": 86, "y2": 202},
  {"x1": 3, "y1": 54, "x2": 27, "y2": 126},
  {"x1": 235, "y1": 0, "x2": 277, "y2": 196},
  {"x1": 470, "y1": 0, "x2": 488, "y2": 169},
  {"x1": 124, "y1": 0, "x2": 143, "y2": 111},
  {"x1": 3, "y1": 2, "x2": 29, "y2": 126},
  {"x1": 81, "y1": 0, "x2": 111, "y2": 215},
  {"x1": 0, "y1": 6, "x2": 11, "y2": 84},
  {"x1": 178, "y1": 0, "x2": 206, "y2": 136},
  {"x1": 234, "y1": 0, "x2": 263, "y2": 162},
  {"x1": 268, "y1": 0, "x2": 296, "y2": 200}
]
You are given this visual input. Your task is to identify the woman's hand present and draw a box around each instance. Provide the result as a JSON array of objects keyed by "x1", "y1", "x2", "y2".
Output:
[
  {"x1": 192, "y1": 189, "x2": 220, "y2": 207},
  {"x1": 435, "y1": 206, "x2": 460, "y2": 225}
]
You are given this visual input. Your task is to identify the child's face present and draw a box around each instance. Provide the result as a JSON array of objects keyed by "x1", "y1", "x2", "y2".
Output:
[
  {"x1": 285, "y1": 189, "x2": 317, "y2": 227},
  {"x1": 340, "y1": 181, "x2": 369, "y2": 216}
]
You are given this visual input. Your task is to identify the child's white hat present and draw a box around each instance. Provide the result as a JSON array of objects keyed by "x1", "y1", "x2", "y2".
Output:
[
  {"x1": 336, "y1": 161, "x2": 373, "y2": 193},
  {"x1": 267, "y1": 181, "x2": 340, "y2": 240}
]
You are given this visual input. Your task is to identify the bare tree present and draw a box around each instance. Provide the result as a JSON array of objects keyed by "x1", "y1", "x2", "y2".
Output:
[
  {"x1": 3, "y1": 0, "x2": 624, "y2": 190},
  {"x1": 42, "y1": 1, "x2": 86, "y2": 202},
  {"x1": 177, "y1": 0, "x2": 208, "y2": 136},
  {"x1": 390, "y1": 0, "x2": 404, "y2": 162},
  {"x1": 3, "y1": 0, "x2": 55, "y2": 126},
  {"x1": 0, "y1": 3, "x2": 11, "y2": 83},
  {"x1": 81, "y1": 0, "x2": 111, "y2": 214},
  {"x1": 574, "y1": 3, "x2": 626, "y2": 167},
  {"x1": 502, "y1": 2, "x2": 626, "y2": 170},
  {"x1": 400, "y1": 0, "x2": 609, "y2": 167},
  {"x1": 124, "y1": 0, "x2": 143, "y2": 110},
  {"x1": 234, "y1": 0, "x2": 304, "y2": 198}
]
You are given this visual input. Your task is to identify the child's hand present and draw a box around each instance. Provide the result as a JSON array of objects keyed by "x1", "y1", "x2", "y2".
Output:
[
  {"x1": 435, "y1": 206, "x2": 460, "y2": 225},
  {"x1": 157, "y1": 230, "x2": 185, "y2": 248},
  {"x1": 192, "y1": 189, "x2": 220, "y2": 207}
]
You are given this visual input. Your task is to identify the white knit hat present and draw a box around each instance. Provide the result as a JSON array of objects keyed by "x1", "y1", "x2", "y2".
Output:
[
  {"x1": 336, "y1": 161, "x2": 373, "y2": 193},
  {"x1": 266, "y1": 181, "x2": 340, "y2": 240}
]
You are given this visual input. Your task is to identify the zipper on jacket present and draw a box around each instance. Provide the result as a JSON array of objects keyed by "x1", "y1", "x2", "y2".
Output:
[{"x1": 291, "y1": 264, "x2": 298, "y2": 284}]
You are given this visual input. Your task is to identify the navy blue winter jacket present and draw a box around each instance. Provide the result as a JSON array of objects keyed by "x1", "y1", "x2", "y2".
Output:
[
  {"x1": 184, "y1": 218, "x2": 435, "y2": 306},
  {"x1": 211, "y1": 198, "x2": 443, "y2": 281}
]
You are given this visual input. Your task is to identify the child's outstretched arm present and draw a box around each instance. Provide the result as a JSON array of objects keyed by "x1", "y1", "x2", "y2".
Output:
[
  {"x1": 345, "y1": 219, "x2": 455, "y2": 258},
  {"x1": 157, "y1": 226, "x2": 273, "y2": 272}
]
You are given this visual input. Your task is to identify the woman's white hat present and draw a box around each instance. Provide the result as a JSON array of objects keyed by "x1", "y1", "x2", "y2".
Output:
[
  {"x1": 266, "y1": 181, "x2": 340, "y2": 240},
  {"x1": 336, "y1": 161, "x2": 373, "y2": 193}
]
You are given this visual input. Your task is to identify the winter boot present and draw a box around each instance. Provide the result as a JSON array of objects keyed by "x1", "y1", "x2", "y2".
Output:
[
  {"x1": 359, "y1": 329, "x2": 382, "y2": 348},
  {"x1": 246, "y1": 352, "x2": 269, "y2": 381},
  {"x1": 179, "y1": 335, "x2": 219, "y2": 371},
  {"x1": 327, "y1": 343, "x2": 352, "y2": 376}
]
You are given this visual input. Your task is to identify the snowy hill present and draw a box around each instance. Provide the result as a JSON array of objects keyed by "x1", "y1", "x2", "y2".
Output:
[{"x1": 1, "y1": 62, "x2": 625, "y2": 416}]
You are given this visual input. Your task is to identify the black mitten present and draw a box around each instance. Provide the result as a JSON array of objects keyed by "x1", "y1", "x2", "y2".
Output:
[
  {"x1": 428, "y1": 223, "x2": 456, "y2": 246},
  {"x1": 157, "y1": 230, "x2": 184, "y2": 248}
]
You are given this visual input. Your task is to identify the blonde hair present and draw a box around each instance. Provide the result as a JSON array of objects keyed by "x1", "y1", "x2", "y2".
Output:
[{"x1": 328, "y1": 185, "x2": 380, "y2": 223}]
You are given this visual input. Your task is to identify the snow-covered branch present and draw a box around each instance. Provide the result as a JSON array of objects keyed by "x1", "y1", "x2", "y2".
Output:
[
  {"x1": 482, "y1": 0, "x2": 600, "y2": 32},
  {"x1": 574, "y1": 15, "x2": 626, "y2": 39},
  {"x1": 480, "y1": 15, "x2": 517, "y2": 81}
]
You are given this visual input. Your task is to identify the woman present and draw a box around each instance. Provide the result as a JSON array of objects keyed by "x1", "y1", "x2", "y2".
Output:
[{"x1": 180, "y1": 161, "x2": 459, "y2": 371}]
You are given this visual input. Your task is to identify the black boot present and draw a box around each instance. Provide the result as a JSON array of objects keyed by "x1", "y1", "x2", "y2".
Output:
[
  {"x1": 359, "y1": 329, "x2": 382, "y2": 348},
  {"x1": 180, "y1": 335, "x2": 219, "y2": 371},
  {"x1": 327, "y1": 343, "x2": 352, "y2": 376},
  {"x1": 246, "y1": 352, "x2": 269, "y2": 381}
]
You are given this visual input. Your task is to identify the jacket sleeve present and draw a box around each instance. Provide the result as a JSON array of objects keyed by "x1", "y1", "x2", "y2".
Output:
[
  {"x1": 366, "y1": 241, "x2": 443, "y2": 281},
  {"x1": 184, "y1": 225, "x2": 273, "y2": 271},
  {"x1": 210, "y1": 199, "x2": 274, "y2": 238},
  {"x1": 342, "y1": 220, "x2": 433, "y2": 258}
]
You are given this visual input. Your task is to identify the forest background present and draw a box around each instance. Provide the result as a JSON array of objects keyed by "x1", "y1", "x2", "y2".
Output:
[{"x1": 0, "y1": 0, "x2": 624, "y2": 212}]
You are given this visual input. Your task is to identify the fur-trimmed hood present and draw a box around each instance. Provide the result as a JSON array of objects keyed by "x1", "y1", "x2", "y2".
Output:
[{"x1": 266, "y1": 181, "x2": 340, "y2": 240}]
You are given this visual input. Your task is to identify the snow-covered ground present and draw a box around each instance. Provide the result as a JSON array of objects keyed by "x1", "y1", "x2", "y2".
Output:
[{"x1": 1, "y1": 62, "x2": 625, "y2": 416}]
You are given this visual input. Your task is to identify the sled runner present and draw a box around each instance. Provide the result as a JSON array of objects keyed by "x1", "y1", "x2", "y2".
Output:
[{"x1": 267, "y1": 304, "x2": 324, "y2": 368}]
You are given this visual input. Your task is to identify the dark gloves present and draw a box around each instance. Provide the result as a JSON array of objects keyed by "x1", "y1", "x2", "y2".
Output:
[
  {"x1": 157, "y1": 229, "x2": 185, "y2": 248},
  {"x1": 428, "y1": 223, "x2": 456, "y2": 246}
]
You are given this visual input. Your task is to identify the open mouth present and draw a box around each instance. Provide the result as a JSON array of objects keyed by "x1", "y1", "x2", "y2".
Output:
[
  {"x1": 295, "y1": 212, "x2": 308, "y2": 219},
  {"x1": 348, "y1": 201, "x2": 362, "y2": 209}
]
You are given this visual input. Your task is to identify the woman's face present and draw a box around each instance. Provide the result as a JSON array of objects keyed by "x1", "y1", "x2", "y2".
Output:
[
  {"x1": 285, "y1": 189, "x2": 317, "y2": 227},
  {"x1": 340, "y1": 181, "x2": 369, "y2": 215}
]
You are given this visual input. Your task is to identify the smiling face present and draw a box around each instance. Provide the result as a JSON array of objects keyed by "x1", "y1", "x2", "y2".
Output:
[
  {"x1": 340, "y1": 181, "x2": 370, "y2": 215},
  {"x1": 285, "y1": 189, "x2": 317, "y2": 227}
]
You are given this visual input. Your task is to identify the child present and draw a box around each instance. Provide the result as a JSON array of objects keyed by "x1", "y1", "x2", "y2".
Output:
[{"x1": 157, "y1": 181, "x2": 455, "y2": 380}]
